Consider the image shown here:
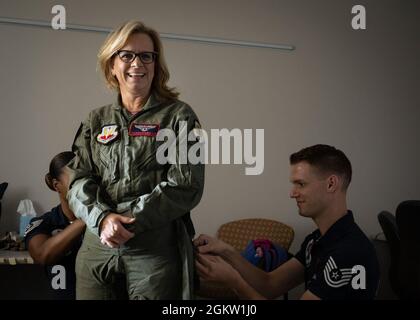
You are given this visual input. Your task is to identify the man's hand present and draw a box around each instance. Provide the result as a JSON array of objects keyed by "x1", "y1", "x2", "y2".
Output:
[
  {"x1": 99, "y1": 213, "x2": 135, "y2": 248},
  {"x1": 195, "y1": 253, "x2": 241, "y2": 287},
  {"x1": 193, "y1": 234, "x2": 234, "y2": 257}
]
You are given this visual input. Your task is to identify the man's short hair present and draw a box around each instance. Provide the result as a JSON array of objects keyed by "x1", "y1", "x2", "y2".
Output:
[{"x1": 290, "y1": 144, "x2": 352, "y2": 190}]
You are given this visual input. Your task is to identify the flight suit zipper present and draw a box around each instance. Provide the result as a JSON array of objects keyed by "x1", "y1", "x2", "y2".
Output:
[{"x1": 116, "y1": 106, "x2": 154, "y2": 204}]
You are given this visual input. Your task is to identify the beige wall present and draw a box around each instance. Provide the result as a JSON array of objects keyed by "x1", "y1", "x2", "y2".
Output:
[{"x1": 0, "y1": 0, "x2": 419, "y2": 255}]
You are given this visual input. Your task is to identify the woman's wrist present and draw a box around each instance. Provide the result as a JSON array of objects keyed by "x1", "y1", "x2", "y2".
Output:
[
  {"x1": 67, "y1": 216, "x2": 77, "y2": 224},
  {"x1": 68, "y1": 219, "x2": 85, "y2": 227}
]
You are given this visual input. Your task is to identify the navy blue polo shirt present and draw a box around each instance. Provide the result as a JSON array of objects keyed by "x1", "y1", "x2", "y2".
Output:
[
  {"x1": 24, "y1": 205, "x2": 82, "y2": 300},
  {"x1": 295, "y1": 211, "x2": 380, "y2": 300}
]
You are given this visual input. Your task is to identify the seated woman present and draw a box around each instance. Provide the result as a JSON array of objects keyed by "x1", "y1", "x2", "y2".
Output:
[{"x1": 24, "y1": 151, "x2": 85, "y2": 299}]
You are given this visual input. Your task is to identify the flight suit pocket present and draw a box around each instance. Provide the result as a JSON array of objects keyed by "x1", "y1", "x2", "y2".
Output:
[
  {"x1": 97, "y1": 143, "x2": 120, "y2": 184},
  {"x1": 132, "y1": 136, "x2": 161, "y2": 171}
]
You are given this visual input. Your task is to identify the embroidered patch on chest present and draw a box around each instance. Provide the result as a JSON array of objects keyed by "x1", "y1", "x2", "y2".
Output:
[
  {"x1": 305, "y1": 239, "x2": 315, "y2": 267},
  {"x1": 97, "y1": 125, "x2": 119, "y2": 144},
  {"x1": 129, "y1": 123, "x2": 160, "y2": 137}
]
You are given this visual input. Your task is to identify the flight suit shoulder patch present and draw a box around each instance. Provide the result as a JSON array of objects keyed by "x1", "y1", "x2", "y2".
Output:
[{"x1": 97, "y1": 124, "x2": 119, "y2": 144}]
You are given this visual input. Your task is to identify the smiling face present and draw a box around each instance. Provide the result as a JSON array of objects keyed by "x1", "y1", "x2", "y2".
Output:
[
  {"x1": 111, "y1": 33, "x2": 155, "y2": 97},
  {"x1": 289, "y1": 161, "x2": 330, "y2": 219}
]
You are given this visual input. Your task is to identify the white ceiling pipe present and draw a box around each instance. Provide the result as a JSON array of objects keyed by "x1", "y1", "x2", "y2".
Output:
[{"x1": 0, "y1": 16, "x2": 295, "y2": 51}]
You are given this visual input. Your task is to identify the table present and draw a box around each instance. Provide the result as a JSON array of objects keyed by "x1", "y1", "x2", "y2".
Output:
[
  {"x1": 0, "y1": 250, "x2": 55, "y2": 299},
  {"x1": 0, "y1": 250, "x2": 34, "y2": 265}
]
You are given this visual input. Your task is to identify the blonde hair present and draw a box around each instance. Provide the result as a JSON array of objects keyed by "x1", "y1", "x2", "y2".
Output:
[{"x1": 98, "y1": 20, "x2": 179, "y2": 101}]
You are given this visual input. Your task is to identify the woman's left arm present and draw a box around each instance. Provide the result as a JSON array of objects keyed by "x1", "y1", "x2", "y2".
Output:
[
  {"x1": 28, "y1": 219, "x2": 85, "y2": 265},
  {"x1": 130, "y1": 108, "x2": 205, "y2": 233}
]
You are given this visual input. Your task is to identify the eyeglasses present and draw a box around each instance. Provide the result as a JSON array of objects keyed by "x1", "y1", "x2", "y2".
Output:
[{"x1": 115, "y1": 50, "x2": 158, "y2": 64}]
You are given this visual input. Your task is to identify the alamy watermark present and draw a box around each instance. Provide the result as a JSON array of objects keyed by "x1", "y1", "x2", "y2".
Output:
[
  {"x1": 351, "y1": 5, "x2": 366, "y2": 30},
  {"x1": 156, "y1": 121, "x2": 264, "y2": 175},
  {"x1": 51, "y1": 5, "x2": 66, "y2": 30},
  {"x1": 351, "y1": 265, "x2": 366, "y2": 290},
  {"x1": 51, "y1": 265, "x2": 66, "y2": 290}
]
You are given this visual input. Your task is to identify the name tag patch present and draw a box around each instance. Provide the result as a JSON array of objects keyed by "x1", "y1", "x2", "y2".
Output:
[
  {"x1": 129, "y1": 123, "x2": 160, "y2": 137},
  {"x1": 97, "y1": 125, "x2": 119, "y2": 144}
]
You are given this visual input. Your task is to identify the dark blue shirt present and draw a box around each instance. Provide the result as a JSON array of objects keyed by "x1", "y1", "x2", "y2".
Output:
[
  {"x1": 295, "y1": 211, "x2": 380, "y2": 300},
  {"x1": 24, "y1": 205, "x2": 82, "y2": 299}
]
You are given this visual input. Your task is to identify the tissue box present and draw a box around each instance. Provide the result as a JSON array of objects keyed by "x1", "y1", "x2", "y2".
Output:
[{"x1": 19, "y1": 215, "x2": 33, "y2": 236}]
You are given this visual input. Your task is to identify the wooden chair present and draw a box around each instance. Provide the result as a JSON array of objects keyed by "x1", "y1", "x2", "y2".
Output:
[{"x1": 196, "y1": 218, "x2": 294, "y2": 299}]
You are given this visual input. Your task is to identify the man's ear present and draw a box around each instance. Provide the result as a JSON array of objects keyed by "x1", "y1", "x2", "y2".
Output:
[{"x1": 326, "y1": 175, "x2": 339, "y2": 193}]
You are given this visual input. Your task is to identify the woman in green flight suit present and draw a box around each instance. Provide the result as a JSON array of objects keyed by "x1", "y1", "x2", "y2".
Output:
[{"x1": 66, "y1": 20, "x2": 204, "y2": 300}]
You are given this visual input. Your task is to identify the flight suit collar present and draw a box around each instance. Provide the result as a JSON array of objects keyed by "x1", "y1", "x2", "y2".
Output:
[{"x1": 112, "y1": 91, "x2": 160, "y2": 112}]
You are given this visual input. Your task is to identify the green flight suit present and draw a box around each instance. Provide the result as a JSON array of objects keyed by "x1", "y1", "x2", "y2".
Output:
[{"x1": 66, "y1": 93, "x2": 204, "y2": 299}]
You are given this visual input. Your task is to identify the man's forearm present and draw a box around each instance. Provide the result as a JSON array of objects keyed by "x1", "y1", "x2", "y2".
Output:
[
  {"x1": 221, "y1": 247, "x2": 272, "y2": 298},
  {"x1": 232, "y1": 275, "x2": 267, "y2": 300}
]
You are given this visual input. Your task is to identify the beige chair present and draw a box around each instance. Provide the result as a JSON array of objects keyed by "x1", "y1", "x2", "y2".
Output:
[{"x1": 196, "y1": 218, "x2": 294, "y2": 299}]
